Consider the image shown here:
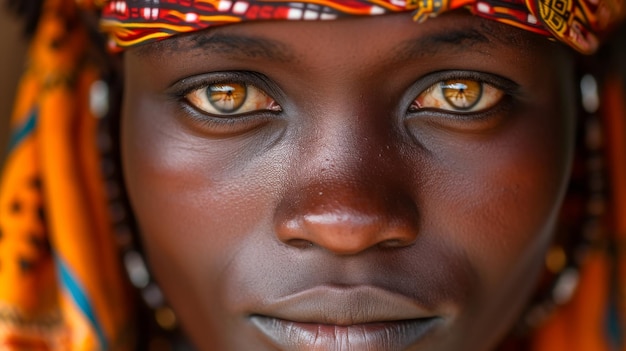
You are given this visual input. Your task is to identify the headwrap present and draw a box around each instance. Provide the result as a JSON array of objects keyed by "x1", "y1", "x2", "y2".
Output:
[
  {"x1": 98, "y1": 0, "x2": 626, "y2": 54},
  {"x1": 0, "y1": 0, "x2": 624, "y2": 350}
]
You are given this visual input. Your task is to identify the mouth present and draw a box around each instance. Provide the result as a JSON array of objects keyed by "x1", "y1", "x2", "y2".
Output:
[
  {"x1": 248, "y1": 285, "x2": 442, "y2": 350},
  {"x1": 250, "y1": 315, "x2": 439, "y2": 351}
]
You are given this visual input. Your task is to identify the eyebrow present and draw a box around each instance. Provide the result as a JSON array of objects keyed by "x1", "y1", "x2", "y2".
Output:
[
  {"x1": 133, "y1": 17, "x2": 535, "y2": 63},
  {"x1": 134, "y1": 30, "x2": 295, "y2": 62},
  {"x1": 392, "y1": 21, "x2": 533, "y2": 61},
  {"x1": 393, "y1": 28, "x2": 492, "y2": 60}
]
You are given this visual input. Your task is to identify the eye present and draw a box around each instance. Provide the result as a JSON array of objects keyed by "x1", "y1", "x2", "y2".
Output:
[
  {"x1": 185, "y1": 82, "x2": 281, "y2": 116},
  {"x1": 410, "y1": 79, "x2": 505, "y2": 113}
]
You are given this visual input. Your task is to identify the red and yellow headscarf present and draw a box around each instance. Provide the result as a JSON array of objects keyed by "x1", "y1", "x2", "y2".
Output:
[
  {"x1": 0, "y1": 0, "x2": 624, "y2": 350},
  {"x1": 97, "y1": 0, "x2": 626, "y2": 54}
]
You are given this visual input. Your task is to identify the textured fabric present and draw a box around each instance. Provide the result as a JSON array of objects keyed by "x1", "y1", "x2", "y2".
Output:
[
  {"x1": 98, "y1": 0, "x2": 625, "y2": 54},
  {"x1": 0, "y1": 0, "x2": 133, "y2": 349}
]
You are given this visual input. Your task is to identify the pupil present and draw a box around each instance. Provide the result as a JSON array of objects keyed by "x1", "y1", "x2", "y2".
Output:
[
  {"x1": 441, "y1": 80, "x2": 482, "y2": 110},
  {"x1": 208, "y1": 83, "x2": 247, "y2": 113}
]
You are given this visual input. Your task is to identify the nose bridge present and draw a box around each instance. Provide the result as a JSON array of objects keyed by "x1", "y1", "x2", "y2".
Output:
[{"x1": 273, "y1": 105, "x2": 420, "y2": 255}]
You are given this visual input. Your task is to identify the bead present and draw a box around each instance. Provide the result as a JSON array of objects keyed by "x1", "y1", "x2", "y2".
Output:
[
  {"x1": 90, "y1": 80, "x2": 110, "y2": 118},
  {"x1": 124, "y1": 250, "x2": 150, "y2": 289},
  {"x1": 142, "y1": 283, "x2": 165, "y2": 309},
  {"x1": 551, "y1": 268, "x2": 580, "y2": 305},
  {"x1": 545, "y1": 246, "x2": 567, "y2": 274},
  {"x1": 155, "y1": 306, "x2": 177, "y2": 331}
]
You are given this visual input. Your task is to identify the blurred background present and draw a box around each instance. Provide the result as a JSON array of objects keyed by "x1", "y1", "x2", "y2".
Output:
[{"x1": 0, "y1": 4, "x2": 27, "y2": 163}]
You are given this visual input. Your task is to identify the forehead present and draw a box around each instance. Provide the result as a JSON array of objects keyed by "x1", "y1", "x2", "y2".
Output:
[{"x1": 130, "y1": 10, "x2": 562, "y2": 67}]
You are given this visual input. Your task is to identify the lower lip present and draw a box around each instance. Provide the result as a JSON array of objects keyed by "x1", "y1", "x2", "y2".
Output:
[{"x1": 250, "y1": 315, "x2": 439, "y2": 351}]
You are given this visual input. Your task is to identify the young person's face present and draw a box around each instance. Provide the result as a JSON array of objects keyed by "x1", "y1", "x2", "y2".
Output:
[{"x1": 122, "y1": 11, "x2": 576, "y2": 351}]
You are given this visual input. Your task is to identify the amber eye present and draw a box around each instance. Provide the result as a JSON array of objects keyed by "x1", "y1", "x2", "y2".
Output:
[
  {"x1": 207, "y1": 83, "x2": 247, "y2": 113},
  {"x1": 441, "y1": 79, "x2": 482, "y2": 110},
  {"x1": 411, "y1": 78, "x2": 504, "y2": 113},
  {"x1": 186, "y1": 82, "x2": 280, "y2": 116}
]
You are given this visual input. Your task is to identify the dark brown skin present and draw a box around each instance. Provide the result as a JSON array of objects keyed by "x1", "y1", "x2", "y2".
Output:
[{"x1": 121, "y1": 11, "x2": 577, "y2": 351}]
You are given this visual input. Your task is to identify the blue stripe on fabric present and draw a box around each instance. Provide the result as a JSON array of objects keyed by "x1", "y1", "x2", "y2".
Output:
[
  {"x1": 606, "y1": 299, "x2": 624, "y2": 350},
  {"x1": 7, "y1": 109, "x2": 38, "y2": 153},
  {"x1": 55, "y1": 256, "x2": 109, "y2": 350}
]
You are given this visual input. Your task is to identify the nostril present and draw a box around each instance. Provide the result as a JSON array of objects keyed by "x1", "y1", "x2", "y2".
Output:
[
  {"x1": 286, "y1": 238, "x2": 315, "y2": 249},
  {"x1": 378, "y1": 238, "x2": 412, "y2": 249},
  {"x1": 273, "y1": 183, "x2": 420, "y2": 255}
]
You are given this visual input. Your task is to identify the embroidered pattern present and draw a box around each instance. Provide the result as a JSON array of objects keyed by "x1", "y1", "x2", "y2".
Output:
[{"x1": 98, "y1": 0, "x2": 625, "y2": 53}]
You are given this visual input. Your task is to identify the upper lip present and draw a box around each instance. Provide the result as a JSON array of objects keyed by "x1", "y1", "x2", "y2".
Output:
[{"x1": 251, "y1": 285, "x2": 436, "y2": 325}]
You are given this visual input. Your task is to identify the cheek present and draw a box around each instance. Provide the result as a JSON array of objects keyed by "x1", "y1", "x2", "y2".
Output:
[
  {"x1": 455, "y1": 119, "x2": 573, "y2": 275},
  {"x1": 121, "y1": 77, "x2": 291, "y2": 347},
  {"x1": 121, "y1": 78, "x2": 242, "y2": 321},
  {"x1": 423, "y1": 89, "x2": 577, "y2": 348},
  {"x1": 502, "y1": 108, "x2": 574, "y2": 270},
  {"x1": 121, "y1": 65, "x2": 272, "y2": 261}
]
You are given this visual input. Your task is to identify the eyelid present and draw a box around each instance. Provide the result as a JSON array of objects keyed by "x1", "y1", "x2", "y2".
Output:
[
  {"x1": 164, "y1": 71, "x2": 284, "y2": 136},
  {"x1": 406, "y1": 70, "x2": 519, "y2": 115},
  {"x1": 166, "y1": 71, "x2": 284, "y2": 105},
  {"x1": 411, "y1": 70, "x2": 519, "y2": 99}
]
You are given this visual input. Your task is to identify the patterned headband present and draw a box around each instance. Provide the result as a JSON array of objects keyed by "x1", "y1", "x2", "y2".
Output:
[{"x1": 97, "y1": 0, "x2": 624, "y2": 54}]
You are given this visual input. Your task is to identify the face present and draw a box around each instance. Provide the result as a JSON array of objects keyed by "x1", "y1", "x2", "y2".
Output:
[{"x1": 121, "y1": 11, "x2": 577, "y2": 351}]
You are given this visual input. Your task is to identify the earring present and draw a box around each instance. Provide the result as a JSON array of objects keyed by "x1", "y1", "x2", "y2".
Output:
[
  {"x1": 92, "y1": 77, "x2": 179, "y2": 336},
  {"x1": 516, "y1": 73, "x2": 607, "y2": 333}
]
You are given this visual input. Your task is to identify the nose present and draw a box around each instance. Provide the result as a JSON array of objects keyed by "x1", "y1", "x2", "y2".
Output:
[
  {"x1": 274, "y1": 184, "x2": 420, "y2": 255},
  {"x1": 273, "y1": 116, "x2": 421, "y2": 255},
  {"x1": 272, "y1": 80, "x2": 422, "y2": 255}
]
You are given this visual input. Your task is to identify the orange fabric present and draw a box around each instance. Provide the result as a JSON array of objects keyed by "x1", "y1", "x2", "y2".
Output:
[
  {"x1": 0, "y1": 0, "x2": 133, "y2": 349},
  {"x1": 532, "y1": 253, "x2": 612, "y2": 351}
]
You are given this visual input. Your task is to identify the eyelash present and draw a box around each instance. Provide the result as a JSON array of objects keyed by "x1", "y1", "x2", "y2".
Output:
[
  {"x1": 170, "y1": 72, "x2": 283, "y2": 122},
  {"x1": 406, "y1": 71, "x2": 519, "y2": 119},
  {"x1": 169, "y1": 70, "x2": 518, "y2": 132}
]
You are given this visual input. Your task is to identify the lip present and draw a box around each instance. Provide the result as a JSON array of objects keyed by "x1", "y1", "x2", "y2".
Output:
[{"x1": 249, "y1": 285, "x2": 441, "y2": 350}]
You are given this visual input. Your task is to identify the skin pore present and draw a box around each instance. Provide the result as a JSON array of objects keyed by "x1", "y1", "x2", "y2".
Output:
[{"x1": 121, "y1": 11, "x2": 577, "y2": 351}]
